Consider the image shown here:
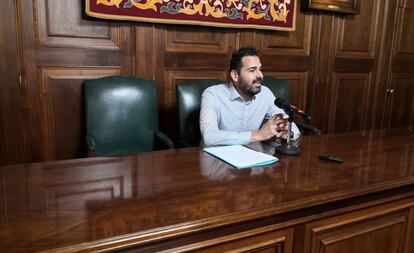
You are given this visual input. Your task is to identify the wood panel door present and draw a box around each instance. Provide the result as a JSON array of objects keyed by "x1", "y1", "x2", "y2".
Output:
[
  {"x1": 0, "y1": 0, "x2": 25, "y2": 165},
  {"x1": 12, "y1": 0, "x2": 133, "y2": 162},
  {"x1": 314, "y1": 0, "x2": 386, "y2": 133},
  {"x1": 383, "y1": 0, "x2": 414, "y2": 129}
]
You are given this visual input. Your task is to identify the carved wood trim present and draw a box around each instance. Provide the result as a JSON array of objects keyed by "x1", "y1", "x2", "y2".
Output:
[
  {"x1": 257, "y1": 14, "x2": 313, "y2": 56},
  {"x1": 165, "y1": 27, "x2": 236, "y2": 54},
  {"x1": 335, "y1": 0, "x2": 381, "y2": 58},
  {"x1": 35, "y1": 0, "x2": 121, "y2": 49}
]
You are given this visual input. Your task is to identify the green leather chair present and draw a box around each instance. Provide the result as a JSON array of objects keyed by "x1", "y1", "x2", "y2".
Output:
[
  {"x1": 84, "y1": 75, "x2": 173, "y2": 156},
  {"x1": 176, "y1": 79, "x2": 222, "y2": 147},
  {"x1": 262, "y1": 76, "x2": 292, "y2": 103}
]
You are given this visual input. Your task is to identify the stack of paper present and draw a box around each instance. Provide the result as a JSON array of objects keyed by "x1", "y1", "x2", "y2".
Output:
[{"x1": 203, "y1": 145, "x2": 278, "y2": 169}]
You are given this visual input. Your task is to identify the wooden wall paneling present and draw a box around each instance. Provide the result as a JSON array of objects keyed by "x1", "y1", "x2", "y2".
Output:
[
  {"x1": 118, "y1": 23, "x2": 134, "y2": 75},
  {"x1": 335, "y1": 0, "x2": 380, "y2": 59},
  {"x1": 391, "y1": 0, "x2": 412, "y2": 64},
  {"x1": 264, "y1": 72, "x2": 309, "y2": 110},
  {"x1": 14, "y1": 0, "x2": 133, "y2": 163},
  {"x1": 135, "y1": 24, "x2": 155, "y2": 79},
  {"x1": 0, "y1": 0, "x2": 25, "y2": 165},
  {"x1": 322, "y1": 0, "x2": 384, "y2": 133},
  {"x1": 239, "y1": 30, "x2": 257, "y2": 48},
  {"x1": 396, "y1": 0, "x2": 414, "y2": 55},
  {"x1": 165, "y1": 26, "x2": 233, "y2": 53},
  {"x1": 38, "y1": 67, "x2": 121, "y2": 161},
  {"x1": 256, "y1": 9, "x2": 313, "y2": 57},
  {"x1": 36, "y1": 0, "x2": 120, "y2": 49},
  {"x1": 387, "y1": 74, "x2": 414, "y2": 128},
  {"x1": 328, "y1": 73, "x2": 372, "y2": 133},
  {"x1": 370, "y1": 0, "x2": 399, "y2": 130},
  {"x1": 308, "y1": 13, "x2": 333, "y2": 133},
  {"x1": 18, "y1": 0, "x2": 43, "y2": 163},
  {"x1": 155, "y1": 26, "x2": 169, "y2": 138},
  {"x1": 155, "y1": 25, "x2": 237, "y2": 140},
  {"x1": 384, "y1": 0, "x2": 414, "y2": 129}
]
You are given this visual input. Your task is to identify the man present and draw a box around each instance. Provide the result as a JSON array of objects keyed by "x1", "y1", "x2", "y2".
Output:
[{"x1": 199, "y1": 47, "x2": 299, "y2": 146}]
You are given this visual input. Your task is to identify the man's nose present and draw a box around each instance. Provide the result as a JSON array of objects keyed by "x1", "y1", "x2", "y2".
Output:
[{"x1": 257, "y1": 70, "x2": 263, "y2": 79}]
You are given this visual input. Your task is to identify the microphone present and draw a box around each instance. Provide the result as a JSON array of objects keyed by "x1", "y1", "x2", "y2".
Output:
[
  {"x1": 274, "y1": 98, "x2": 319, "y2": 134},
  {"x1": 274, "y1": 98, "x2": 311, "y2": 120}
]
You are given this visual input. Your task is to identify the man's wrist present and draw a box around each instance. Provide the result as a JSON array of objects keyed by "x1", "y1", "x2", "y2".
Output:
[{"x1": 251, "y1": 131, "x2": 263, "y2": 142}]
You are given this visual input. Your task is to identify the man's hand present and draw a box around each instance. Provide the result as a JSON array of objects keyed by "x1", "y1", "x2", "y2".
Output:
[
  {"x1": 251, "y1": 114, "x2": 289, "y2": 142},
  {"x1": 274, "y1": 114, "x2": 289, "y2": 139}
]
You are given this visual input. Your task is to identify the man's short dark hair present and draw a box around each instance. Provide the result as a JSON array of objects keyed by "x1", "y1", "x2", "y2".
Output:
[{"x1": 229, "y1": 47, "x2": 259, "y2": 73}]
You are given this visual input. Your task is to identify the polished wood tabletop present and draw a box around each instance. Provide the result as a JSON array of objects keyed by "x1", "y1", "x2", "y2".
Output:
[{"x1": 1, "y1": 128, "x2": 414, "y2": 252}]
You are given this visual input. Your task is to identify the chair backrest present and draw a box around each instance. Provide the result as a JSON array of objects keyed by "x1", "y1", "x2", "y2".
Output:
[
  {"x1": 176, "y1": 79, "x2": 222, "y2": 147},
  {"x1": 84, "y1": 75, "x2": 159, "y2": 156},
  {"x1": 262, "y1": 76, "x2": 292, "y2": 103}
]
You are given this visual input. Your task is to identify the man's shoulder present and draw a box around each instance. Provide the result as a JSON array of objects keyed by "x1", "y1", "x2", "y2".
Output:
[
  {"x1": 203, "y1": 83, "x2": 229, "y2": 96},
  {"x1": 257, "y1": 85, "x2": 275, "y2": 100},
  {"x1": 260, "y1": 85, "x2": 272, "y2": 94}
]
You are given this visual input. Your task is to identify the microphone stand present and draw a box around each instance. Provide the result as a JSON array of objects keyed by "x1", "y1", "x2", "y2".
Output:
[{"x1": 274, "y1": 109, "x2": 301, "y2": 156}]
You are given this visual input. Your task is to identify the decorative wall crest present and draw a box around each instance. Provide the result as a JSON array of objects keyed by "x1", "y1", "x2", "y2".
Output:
[{"x1": 86, "y1": 0, "x2": 296, "y2": 31}]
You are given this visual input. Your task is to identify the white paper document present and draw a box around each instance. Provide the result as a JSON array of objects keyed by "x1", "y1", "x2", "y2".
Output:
[{"x1": 203, "y1": 145, "x2": 278, "y2": 169}]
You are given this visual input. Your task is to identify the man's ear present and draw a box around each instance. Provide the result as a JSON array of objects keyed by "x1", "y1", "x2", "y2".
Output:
[{"x1": 230, "y1": 70, "x2": 239, "y2": 83}]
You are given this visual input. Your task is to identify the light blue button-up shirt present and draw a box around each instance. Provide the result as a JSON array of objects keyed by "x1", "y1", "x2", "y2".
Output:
[{"x1": 200, "y1": 83, "x2": 299, "y2": 146}]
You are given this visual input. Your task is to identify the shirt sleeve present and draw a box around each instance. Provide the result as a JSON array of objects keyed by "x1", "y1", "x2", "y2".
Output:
[{"x1": 200, "y1": 89, "x2": 251, "y2": 146}]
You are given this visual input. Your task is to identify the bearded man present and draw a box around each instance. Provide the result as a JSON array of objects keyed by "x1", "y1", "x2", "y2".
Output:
[{"x1": 200, "y1": 47, "x2": 299, "y2": 146}]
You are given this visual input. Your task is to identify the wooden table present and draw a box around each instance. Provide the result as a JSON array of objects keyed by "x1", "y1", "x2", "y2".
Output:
[{"x1": 1, "y1": 128, "x2": 414, "y2": 252}]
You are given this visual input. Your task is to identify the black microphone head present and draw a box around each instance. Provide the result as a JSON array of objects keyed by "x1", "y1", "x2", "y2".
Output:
[
  {"x1": 274, "y1": 97, "x2": 293, "y2": 115},
  {"x1": 274, "y1": 98, "x2": 286, "y2": 108}
]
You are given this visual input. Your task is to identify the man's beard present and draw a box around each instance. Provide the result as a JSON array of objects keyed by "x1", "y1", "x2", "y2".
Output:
[{"x1": 241, "y1": 77, "x2": 262, "y2": 97}]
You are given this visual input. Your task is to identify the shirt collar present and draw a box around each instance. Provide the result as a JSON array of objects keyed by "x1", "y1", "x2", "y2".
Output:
[{"x1": 228, "y1": 84, "x2": 256, "y2": 102}]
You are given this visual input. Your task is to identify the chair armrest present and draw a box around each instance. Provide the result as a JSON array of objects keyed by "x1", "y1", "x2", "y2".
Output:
[
  {"x1": 155, "y1": 131, "x2": 174, "y2": 149},
  {"x1": 86, "y1": 135, "x2": 97, "y2": 157}
]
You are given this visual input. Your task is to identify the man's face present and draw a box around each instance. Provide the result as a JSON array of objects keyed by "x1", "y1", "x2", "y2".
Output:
[{"x1": 232, "y1": 56, "x2": 263, "y2": 100}]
